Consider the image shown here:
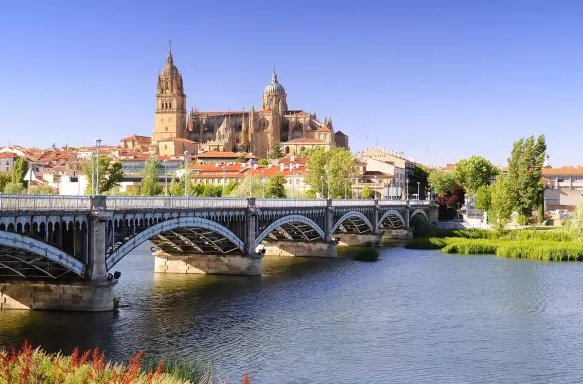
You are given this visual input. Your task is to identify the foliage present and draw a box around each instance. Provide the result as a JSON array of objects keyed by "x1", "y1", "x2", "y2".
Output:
[
  {"x1": 238, "y1": 143, "x2": 250, "y2": 153},
  {"x1": 435, "y1": 185, "x2": 465, "y2": 209},
  {"x1": 141, "y1": 156, "x2": 163, "y2": 196},
  {"x1": 269, "y1": 141, "x2": 283, "y2": 159},
  {"x1": 168, "y1": 178, "x2": 184, "y2": 196},
  {"x1": 352, "y1": 247, "x2": 380, "y2": 262},
  {"x1": 298, "y1": 148, "x2": 315, "y2": 158},
  {"x1": 0, "y1": 340, "x2": 247, "y2": 383},
  {"x1": 361, "y1": 185, "x2": 374, "y2": 199},
  {"x1": 454, "y1": 156, "x2": 497, "y2": 196},
  {"x1": 304, "y1": 147, "x2": 355, "y2": 198},
  {"x1": 258, "y1": 158, "x2": 269, "y2": 166},
  {"x1": 0, "y1": 174, "x2": 12, "y2": 192},
  {"x1": 567, "y1": 203, "x2": 583, "y2": 238},
  {"x1": 474, "y1": 185, "x2": 492, "y2": 211},
  {"x1": 410, "y1": 215, "x2": 432, "y2": 238},
  {"x1": 428, "y1": 170, "x2": 457, "y2": 196},
  {"x1": 265, "y1": 173, "x2": 287, "y2": 198},
  {"x1": 200, "y1": 184, "x2": 222, "y2": 197},
  {"x1": 3, "y1": 182, "x2": 26, "y2": 194},
  {"x1": 29, "y1": 185, "x2": 56, "y2": 195},
  {"x1": 12, "y1": 158, "x2": 28, "y2": 184},
  {"x1": 410, "y1": 164, "x2": 430, "y2": 199},
  {"x1": 227, "y1": 176, "x2": 263, "y2": 197},
  {"x1": 224, "y1": 181, "x2": 239, "y2": 196},
  {"x1": 490, "y1": 174, "x2": 515, "y2": 228},
  {"x1": 81, "y1": 155, "x2": 123, "y2": 195}
]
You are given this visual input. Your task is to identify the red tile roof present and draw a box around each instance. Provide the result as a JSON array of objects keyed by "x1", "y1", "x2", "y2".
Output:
[
  {"x1": 195, "y1": 151, "x2": 258, "y2": 159},
  {"x1": 316, "y1": 125, "x2": 332, "y2": 132},
  {"x1": 0, "y1": 153, "x2": 17, "y2": 159},
  {"x1": 542, "y1": 166, "x2": 583, "y2": 176},
  {"x1": 285, "y1": 138, "x2": 328, "y2": 144},
  {"x1": 121, "y1": 135, "x2": 152, "y2": 143}
]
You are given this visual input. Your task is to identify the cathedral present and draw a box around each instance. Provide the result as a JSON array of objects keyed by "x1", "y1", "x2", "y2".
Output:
[{"x1": 151, "y1": 44, "x2": 349, "y2": 158}]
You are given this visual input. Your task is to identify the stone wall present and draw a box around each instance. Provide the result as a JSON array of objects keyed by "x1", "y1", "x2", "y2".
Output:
[
  {"x1": 381, "y1": 229, "x2": 413, "y2": 240},
  {"x1": 154, "y1": 252, "x2": 261, "y2": 276},
  {"x1": 335, "y1": 234, "x2": 383, "y2": 247},
  {"x1": 260, "y1": 241, "x2": 337, "y2": 257},
  {"x1": 0, "y1": 281, "x2": 115, "y2": 311}
]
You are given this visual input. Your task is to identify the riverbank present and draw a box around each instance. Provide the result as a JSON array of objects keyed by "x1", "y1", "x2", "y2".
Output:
[
  {"x1": 406, "y1": 229, "x2": 583, "y2": 261},
  {"x1": 0, "y1": 341, "x2": 245, "y2": 384}
]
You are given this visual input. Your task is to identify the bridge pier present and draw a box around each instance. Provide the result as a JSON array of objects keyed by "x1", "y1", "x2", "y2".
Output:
[
  {"x1": 381, "y1": 229, "x2": 414, "y2": 240},
  {"x1": 260, "y1": 240, "x2": 337, "y2": 258},
  {"x1": 335, "y1": 233, "x2": 383, "y2": 247},
  {"x1": 153, "y1": 251, "x2": 262, "y2": 276}
]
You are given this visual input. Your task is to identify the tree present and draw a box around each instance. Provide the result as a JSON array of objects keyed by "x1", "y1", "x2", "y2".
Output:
[
  {"x1": 490, "y1": 174, "x2": 515, "y2": 228},
  {"x1": 201, "y1": 184, "x2": 222, "y2": 197},
  {"x1": 12, "y1": 158, "x2": 28, "y2": 184},
  {"x1": 428, "y1": 170, "x2": 457, "y2": 196},
  {"x1": 258, "y1": 158, "x2": 269, "y2": 166},
  {"x1": 3, "y1": 182, "x2": 26, "y2": 194},
  {"x1": 435, "y1": 184, "x2": 465, "y2": 220},
  {"x1": 410, "y1": 164, "x2": 430, "y2": 199},
  {"x1": 455, "y1": 156, "x2": 498, "y2": 196},
  {"x1": 224, "y1": 181, "x2": 238, "y2": 195},
  {"x1": 362, "y1": 185, "x2": 374, "y2": 199},
  {"x1": 0, "y1": 174, "x2": 10, "y2": 193},
  {"x1": 29, "y1": 185, "x2": 56, "y2": 195},
  {"x1": 304, "y1": 147, "x2": 355, "y2": 198},
  {"x1": 269, "y1": 142, "x2": 283, "y2": 159},
  {"x1": 265, "y1": 173, "x2": 286, "y2": 198},
  {"x1": 227, "y1": 176, "x2": 263, "y2": 197},
  {"x1": 168, "y1": 178, "x2": 184, "y2": 196},
  {"x1": 141, "y1": 155, "x2": 163, "y2": 196},
  {"x1": 81, "y1": 155, "x2": 123, "y2": 195},
  {"x1": 474, "y1": 185, "x2": 492, "y2": 211}
]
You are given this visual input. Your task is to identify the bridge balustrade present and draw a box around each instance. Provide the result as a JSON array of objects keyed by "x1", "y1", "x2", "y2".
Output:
[
  {"x1": 0, "y1": 195, "x2": 91, "y2": 211},
  {"x1": 255, "y1": 198, "x2": 327, "y2": 208},
  {"x1": 104, "y1": 196, "x2": 249, "y2": 210}
]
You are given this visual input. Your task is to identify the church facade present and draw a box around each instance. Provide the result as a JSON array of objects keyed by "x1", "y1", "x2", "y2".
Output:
[{"x1": 151, "y1": 44, "x2": 349, "y2": 158}]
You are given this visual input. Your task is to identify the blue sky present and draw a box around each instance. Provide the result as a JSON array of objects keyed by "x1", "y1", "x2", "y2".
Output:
[{"x1": 1, "y1": 0, "x2": 583, "y2": 167}]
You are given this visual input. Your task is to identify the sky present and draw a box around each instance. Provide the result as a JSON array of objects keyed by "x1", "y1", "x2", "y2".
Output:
[{"x1": 1, "y1": 0, "x2": 583, "y2": 167}]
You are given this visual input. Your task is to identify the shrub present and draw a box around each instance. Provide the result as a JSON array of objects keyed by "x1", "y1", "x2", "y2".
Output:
[{"x1": 352, "y1": 247, "x2": 380, "y2": 262}]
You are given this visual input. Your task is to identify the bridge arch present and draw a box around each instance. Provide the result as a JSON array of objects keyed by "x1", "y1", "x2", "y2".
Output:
[
  {"x1": 410, "y1": 208, "x2": 429, "y2": 222},
  {"x1": 331, "y1": 211, "x2": 374, "y2": 234},
  {"x1": 0, "y1": 231, "x2": 86, "y2": 277},
  {"x1": 254, "y1": 214, "x2": 326, "y2": 249},
  {"x1": 106, "y1": 216, "x2": 245, "y2": 270},
  {"x1": 378, "y1": 210, "x2": 406, "y2": 229}
]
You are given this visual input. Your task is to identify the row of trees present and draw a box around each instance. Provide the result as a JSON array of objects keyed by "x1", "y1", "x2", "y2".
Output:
[{"x1": 0, "y1": 158, "x2": 58, "y2": 194}]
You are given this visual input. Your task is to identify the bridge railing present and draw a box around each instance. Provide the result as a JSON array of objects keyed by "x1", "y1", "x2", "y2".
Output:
[
  {"x1": 0, "y1": 195, "x2": 91, "y2": 211},
  {"x1": 331, "y1": 199, "x2": 374, "y2": 207},
  {"x1": 256, "y1": 198, "x2": 328, "y2": 208},
  {"x1": 105, "y1": 196, "x2": 249, "y2": 210}
]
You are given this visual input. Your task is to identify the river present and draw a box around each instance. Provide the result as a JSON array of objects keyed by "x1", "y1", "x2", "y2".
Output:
[{"x1": 1, "y1": 244, "x2": 583, "y2": 383}]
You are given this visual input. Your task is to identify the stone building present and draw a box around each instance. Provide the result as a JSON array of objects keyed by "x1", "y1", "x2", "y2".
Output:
[{"x1": 151, "y1": 43, "x2": 348, "y2": 158}]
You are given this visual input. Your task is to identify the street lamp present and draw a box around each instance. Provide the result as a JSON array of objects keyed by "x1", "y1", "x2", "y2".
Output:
[
  {"x1": 222, "y1": 165, "x2": 226, "y2": 197},
  {"x1": 406, "y1": 178, "x2": 409, "y2": 201},
  {"x1": 95, "y1": 138, "x2": 102, "y2": 194},
  {"x1": 261, "y1": 169, "x2": 265, "y2": 198},
  {"x1": 248, "y1": 159, "x2": 256, "y2": 198},
  {"x1": 320, "y1": 175, "x2": 324, "y2": 198},
  {"x1": 326, "y1": 169, "x2": 331, "y2": 199},
  {"x1": 291, "y1": 163, "x2": 295, "y2": 198},
  {"x1": 184, "y1": 151, "x2": 190, "y2": 197},
  {"x1": 164, "y1": 160, "x2": 168, "y2": 196},
  {"x1": 350, "y1": 173, "x2": 355, "y2": 199},
  {"x1": 91, "y1": 152, "x2": 96, "y2": 196},
  {"x1": 417, "y1": 181, "x2": 420, "y2": 201}
]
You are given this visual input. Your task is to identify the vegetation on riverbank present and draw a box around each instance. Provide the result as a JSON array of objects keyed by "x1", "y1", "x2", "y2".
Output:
[
  {"x1": 406, "y1": 229, "x2": 583, "y2": 261},
  {"x1": 0, "y1": 341, "x2": 248, "y2": 383},
  {"x1": 352, "y1": 247, "x2": 380, "y2": 262}
]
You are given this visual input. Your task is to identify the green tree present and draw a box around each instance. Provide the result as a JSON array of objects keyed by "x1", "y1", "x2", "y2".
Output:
[
  {"x1": 474, "y1": 185, "x2": 492, "y2": 211},
  {"x1": 29, "y1": 185, "x2": 56, "y2": 195},
  {"x1": 428, "y1": 170, "x2": 457, "y2": 196},
  {"x1": 3, "y1": 182, "x2": 26, "y2": 194},
  {"x1": 265, "y1": 173, "x2": 287, "y2": 198},
  {"x1": 81, "y1": 155, "x2": 123, "y2": 195},
  {"x1": 258, "y1": 158, "x2": 269, "y2": 166},
  {"x1": 141, "y1": 155, "x2": 163, "y2": 196},
  {"x1": 12, "y1": 158, "x2": 28, "y2": 184},
  {"x1": 0, "y1": 174, "x2": 10, "y2": 193},
  {"x1": 410, "y1": 164, "x2": 430, "y2": 199},
  {"x1": 455, "y1": 156, "x2": 497, "y2": 196},
  {"x1": 490, "y1": 174, "x2": 515, "y2": 228},
  {"x1": 304, "y1": 147, "x2": 355, "y2": 198},
  {"x1": 227, "y1": 176, "x2": 263, "y2": 197},
  {"x1": 168, "y1": 178, "x2": 184, "y2": 196},
  {"x1": 362, "y1": 185, "x2": 374, "y2": 199},
  {"x1": 201, "y1": 184, "x2": 222, "y2": 197},
  {"x1": 269, "y1": 142, "x2": 283, "y2": 159},
  {"x1": 224, "y1": 181, "x2": 239, "y2": 195}
]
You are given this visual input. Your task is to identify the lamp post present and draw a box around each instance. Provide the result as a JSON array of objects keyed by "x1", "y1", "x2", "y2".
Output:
[
  {"x1": 248, "y1": 159, "x2": 255, "y2": 198},
  {"x1": 164, "y1": 160, "x2": 168, "y2": 196},
  {"x1": 91, "y1": 152, "x2": 96, "y2": 196},
  {"x1": 222, "y1": 165, "x2": 226, "y2": 196},
  {"x1": 406, "y1": 178, "x2": 409, "y2": 201},
  {"x1": 320, "y1": 175, "x2": 324, "y2": 198},
  {"x1": 261, "y1": 169, "x2": 265, "y2": 198},
  {"x1": 417, "y1": 181, "x2": 420, "y2": 201},
  {"x1": 350, "y1": 173, "x2": 355, "y2": 199},
  {"x1": 291, "y1": 163, "x2": 295, "y2": 198},
  {"x1": 184, "y1": 151, "x2": 190, "y2": 197},
  {"x1": 326, "y1": 169, "x2": 331, "y2": 199},
  {"x1": 95, "y1": 138, "x2": 102, "y2": 194}
]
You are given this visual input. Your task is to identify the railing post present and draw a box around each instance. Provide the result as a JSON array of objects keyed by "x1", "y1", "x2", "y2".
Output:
[
  {"x1": 373, "y1": 199, "x2": 379, "y2": 233},
  {"x1": 405, "y1": 200, "x2": 410, "y2": 229},
  {"x1": 325, "y1": 199, "x2": 333, "y2": 241},
  {"x1": 245, "y1": 198, "x2": 257, "y2": 255}
]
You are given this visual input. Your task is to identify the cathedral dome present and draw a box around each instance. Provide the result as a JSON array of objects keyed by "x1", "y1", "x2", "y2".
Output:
[
  {"x1": 264, "y1": 71, "x2": 286, "y2": 95},
  {"x1": 160, "y1": 43, "x2": 180, "y2": 78}
]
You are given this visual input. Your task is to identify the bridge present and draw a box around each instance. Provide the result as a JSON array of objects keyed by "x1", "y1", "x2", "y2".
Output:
[{"x1": 0, "y1": 195, "x2": 437, "y2": 311}]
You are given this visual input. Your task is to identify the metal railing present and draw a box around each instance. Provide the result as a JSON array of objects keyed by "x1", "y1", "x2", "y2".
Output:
[
  {"x1": 105, "y1": 196, "x2": 249, "y2": 210},
  {"x1": 0, "y1": 195, "x2": 91, "y2": 211},
  {"x1": 331, "y1": 199, "x2": 375, "y2": 207},
  {"x1": 256, "y1": 198, "x2": 328, "y2": 208}
]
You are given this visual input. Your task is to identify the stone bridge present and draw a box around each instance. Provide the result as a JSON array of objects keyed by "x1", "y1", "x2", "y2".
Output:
[{"x1": 0, "y1": 195, "x2": 437, "y2": 311}]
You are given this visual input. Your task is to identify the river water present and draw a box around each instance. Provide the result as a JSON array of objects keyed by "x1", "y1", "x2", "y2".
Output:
[{"x1": 2, "y1": 244, "x2": 583, "y2": 383}]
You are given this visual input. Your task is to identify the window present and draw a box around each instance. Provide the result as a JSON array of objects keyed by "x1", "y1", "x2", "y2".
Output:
[
  {"x1": 161, "y1": 118, "x2": 164, "y2": 123},
  {"x1": 165, "y1": 127, "x2": 168, "y2": 131},
  {"x1": 169, "y1": 118, "x2": 172, "y2": 122}
]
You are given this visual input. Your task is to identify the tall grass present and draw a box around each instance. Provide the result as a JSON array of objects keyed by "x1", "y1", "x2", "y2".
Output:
[
  {"x1": 0, "y1": 341, "x2": 246, "y2": 383},
  {"x1": 428, "y1": 228, "x2": 575, "y2": 242}
]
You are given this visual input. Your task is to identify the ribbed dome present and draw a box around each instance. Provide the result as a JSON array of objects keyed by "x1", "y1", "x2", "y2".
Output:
[
  {"x1": 263, "y1": 71, "x2": 286, "y2": 95},
  {"x1": 161, "y1": 45, "x2": 179, "y2": 78}
]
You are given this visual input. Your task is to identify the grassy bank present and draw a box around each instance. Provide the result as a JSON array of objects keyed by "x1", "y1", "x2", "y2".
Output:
[
  {"x1": 406, "y1": 229, "x2": 583, "y2": 261},
  {"x1": 0, "y1": 341, "x2": 248, "y2": 383}
]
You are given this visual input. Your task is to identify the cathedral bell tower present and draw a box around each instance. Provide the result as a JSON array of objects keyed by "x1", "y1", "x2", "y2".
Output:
[{"x1": 152, "y1": 42, "x2": 187, "y2": 145}]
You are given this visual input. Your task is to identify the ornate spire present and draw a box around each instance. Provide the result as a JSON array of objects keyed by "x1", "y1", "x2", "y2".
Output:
[
  {"x1": 167, "y1": 39, "x2": 173, "y2": 65},
  {"x1": 272, "y1": 69, "x2": 278, "y2": 84}
]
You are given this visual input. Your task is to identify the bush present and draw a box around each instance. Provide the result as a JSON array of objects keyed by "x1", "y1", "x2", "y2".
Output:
[{"x1": 352, "y1": 247, "x2": 380, "y2": 262}]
